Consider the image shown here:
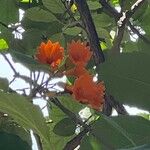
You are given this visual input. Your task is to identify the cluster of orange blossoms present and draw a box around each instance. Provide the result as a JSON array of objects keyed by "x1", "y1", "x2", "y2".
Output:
[{"x1": 35, "y1": 40, "x2": 105, "y2": 111}]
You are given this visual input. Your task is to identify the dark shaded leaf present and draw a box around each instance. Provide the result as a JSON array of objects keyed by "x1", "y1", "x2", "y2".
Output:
[
  {"x1": 53, "y1": 117, "x2": 76, "y2": 136},
  {"x1": 98, "y1": 52, "x2": 150, "y2": 111}
]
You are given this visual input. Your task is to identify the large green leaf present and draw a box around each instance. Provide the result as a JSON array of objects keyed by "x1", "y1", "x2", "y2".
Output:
[
  {"x1": 98, "y1": 52, "x2": 150, "y2": 111},
  {"x1": 0, "y1": 116, "x2": 32, "y2": 147},
  {"x1": 42, "y1": 0, "x2": 65, "y2": 14},
  {"x1": 80, "y1": 135, "x2": 102, "y2": 150},
  {"x1": 0, "y1": 0, "x2": 19, "y2": 24},
  {"x1": 91, "y1": 116, "x2": 150, "y2": 149},
  {"x1": 0, "y1": 132, "x2": 31, "y2": 150},
  {"x1": 122, "y1": 41, "x2": 138, "y2": 53},
  {"x1": 118, "y1": 144, "x2": 150, "y2": 150},
  {"x1": 25, "y1": 7, "x2": 57, "y2": 22},
  {"x1": 0, "y1": 91, "x2": 52, "y2": 149}
]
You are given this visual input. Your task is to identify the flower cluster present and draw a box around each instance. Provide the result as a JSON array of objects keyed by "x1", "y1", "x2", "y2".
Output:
[
  {"x1": 65, "y1": 40, "x2": 105, "y2": 110},
  {"x1": 35, "y1": 40, "x2": 105, "y2": 110}
]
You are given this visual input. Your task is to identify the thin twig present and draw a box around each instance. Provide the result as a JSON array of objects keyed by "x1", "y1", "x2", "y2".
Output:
[{"x1": 2, "y1": 53, "x2": 18, "y2": 75}]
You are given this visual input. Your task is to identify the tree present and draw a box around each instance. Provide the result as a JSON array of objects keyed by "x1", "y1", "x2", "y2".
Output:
[{"x1": 0, "y1": 0, "x2": 150, "y2": 149}]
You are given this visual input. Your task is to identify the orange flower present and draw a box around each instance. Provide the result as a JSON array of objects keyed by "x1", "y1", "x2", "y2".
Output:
[
  {"x1": 64, "y1": 64, "x2": 88, "y2": 78},
  {"x1": 70, "y1": 74, "x2": 105, "y2": 110},
  {"x1": 68, "y1": 40, "x2": 92, "y2": 66},
  {"x1": 36, "y1": 40, "x2": 64, "y2": 69}
]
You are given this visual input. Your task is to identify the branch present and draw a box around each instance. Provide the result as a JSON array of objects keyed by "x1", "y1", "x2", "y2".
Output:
[
  {"x1": 128, "y1": 22, "x2": 150, "y2": 44},
  {"x1": 103, "y1": 93, "x2": 128, "y2": 116},
  {"x1": 63, "y1": 128, "x2": 89, "y2": 150},
  {"x1": 99, "y1": 0, "x2": 149, "y2": 53},
  {"x1": 99, "y1": 0, "x2": 121, "y2": 20},
  {"x1": 74, "y1": 0, "x2": 105, "y2": 64}
]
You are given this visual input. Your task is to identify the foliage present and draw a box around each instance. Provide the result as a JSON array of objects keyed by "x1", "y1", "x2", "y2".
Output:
[{"x1": 0, "y1": 0, "x2": 150, "y2": 149}]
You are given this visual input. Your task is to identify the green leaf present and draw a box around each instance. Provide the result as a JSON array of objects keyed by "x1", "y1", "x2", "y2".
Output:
[
  {"x1": 46, "y1": 21, "x2": 64, "y2": 35},
  {"x1": 63, "y1": 27, "x2": 81, "y2": 36},
  {"x1": 25, "y1": 7, "x2": 57, "y2": 22},
  {"x1": 0, "y1": 91, "x2": 51, "y2": 148},
  {"x1": 0, "y1": 116, "x2": 32, "y2": 147},
  {"x1": 98, "y1": 52, "x2": 150, "y2": 111},
  {"x1": 100, "y1": 114, "x2": 136, "y2": 147},
  {"x1": 0, "y1": 0, "x2": 19, "y2": 24},
  {"x1": 96, "y1": 28, "x2": 112, "y2": 49},
  {"x1": 91, "y1": 116, "x2": 150, "y2": 149},
  {"x1": 0, "y1": 132, "x2": 31, "y2": 150},
  {"x1": 0, "y1": 78, "x2": 9, "y2": 92},
  {"x1": 87, "y1": 1, "x2": 102, "y2": 10},
  {"x1": 0, "y1": 27, "x2": 13, "y2": 47},
  {"x1": 10, "y1": 29, "x2": 45, "y2": 55},
  {"x1": 93, "y1": 13, "x2": 113, "y2": 28},
  {"x1": 42, "y1": 0, "x2": 65, "y2": 14},
  {"x1": 132, "y1": 0, "x2": 148, "y2": 21},
  {"x1": 49, "y1": 33, "x2": 65, "y2": 47},
  {"x1": 80, "y1": 135, "x2": 102, "y2": 150},
  {"x1": 118, "y1": 144, "x2": 150, "y2": 150},
  {"x1": 0, "y1": 39, "x2": 8, "y2": 51},
  {"x1": 122, "y1": 41, "x2": 138, "y2": 53},
  {"x1": 21, "y1": 16, "x2": 51, "y2": 30},
  {"x1": 53, "y1": 117, "x2": 76, "y2": 136},
  {"x1": 137, "y1": 37, "x2": 150, "y2": 55}
]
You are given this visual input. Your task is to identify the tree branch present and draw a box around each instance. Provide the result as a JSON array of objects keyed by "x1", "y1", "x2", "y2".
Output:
[
  {"x1": 63, "y1": 128, "x2": 89, "y2": 150},
  {"x1": 99, "y1": 0, "x2": 150, "y2": 53},
  {"x1": 74, "y1": 0, "x2": 105, "y2": 64},
  {"x1": 103, "y1": 93, "x2": 128, "y2": 116},
  {"x1": 128, "y1": 22, "x2": 150, "y2": 44}
]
